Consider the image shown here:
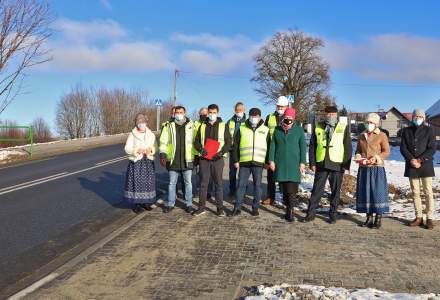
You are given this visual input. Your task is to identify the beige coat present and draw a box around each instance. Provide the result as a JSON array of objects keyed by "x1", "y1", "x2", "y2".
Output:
[
  {"x1": 354, "y1": 128, "x2": 390, "y2": 166},
  {"x1": 124, "y1": 127, "x2": 156, "y2": 162}
]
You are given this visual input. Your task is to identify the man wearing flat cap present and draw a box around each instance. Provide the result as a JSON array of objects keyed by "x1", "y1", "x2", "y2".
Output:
[{"x1": 303, "y1": 105, "x2": 352, "y2": 224}]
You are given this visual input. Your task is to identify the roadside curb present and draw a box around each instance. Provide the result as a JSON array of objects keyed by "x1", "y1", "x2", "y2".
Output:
[{"x1": 7, "y1": 212, "x2": 148, "y2": 300}]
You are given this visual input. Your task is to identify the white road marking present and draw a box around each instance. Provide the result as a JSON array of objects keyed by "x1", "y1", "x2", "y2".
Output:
[
  {"x1": 95, "y1": 156, "x2": 126, "y2": 166},
  {"x1": 0, "y1": 157, "x2": 127, "y2": 196},
  {"x1": 7, "y1": 273, "x2": 59, "y2": 300},
  {"x1": 0, "y1": 172, "x2": 68, "y2": 193}
]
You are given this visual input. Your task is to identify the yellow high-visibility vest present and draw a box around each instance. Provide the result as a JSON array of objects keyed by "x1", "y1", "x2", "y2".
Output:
[
  {"x1": 200, "y1": 122, "x2": 227, "y2": 157},
  {"x1": 159, "y1": 121, "x2": 195, "y2": 166},
  {"x1": 239, "y1": 125, "x2": 269, "y2": 163},
  {"x1": 315, "y1": 122, "x2": 346, "y2": 163}
]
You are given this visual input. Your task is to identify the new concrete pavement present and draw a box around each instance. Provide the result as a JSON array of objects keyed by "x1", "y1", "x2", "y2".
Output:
[{"x1": 0, "y1": 143, "x2": 168, "y2": 298}]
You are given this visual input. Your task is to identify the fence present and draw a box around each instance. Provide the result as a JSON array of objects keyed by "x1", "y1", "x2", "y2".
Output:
[{"x1": 0, "y1": 125, "x2": 33, "y2": 158}]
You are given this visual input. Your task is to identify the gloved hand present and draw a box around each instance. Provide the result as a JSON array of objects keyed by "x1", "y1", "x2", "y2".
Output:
[
  {"x1": 201, "y1": 148, "x2": 208, "y2": 157},
  {"x1": 212, "y1": 153, "x2": 223, "y2": 161}
]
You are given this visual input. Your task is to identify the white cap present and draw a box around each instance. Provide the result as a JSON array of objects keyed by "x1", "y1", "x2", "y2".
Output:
[{"x1": 276, "y1": 96, "x2": 289, "y2": 106}]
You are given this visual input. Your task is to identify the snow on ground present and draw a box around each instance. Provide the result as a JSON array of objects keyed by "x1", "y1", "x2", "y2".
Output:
[
  {"x1": 298, "y1": 148, "x2": 440, "y2": 221},
  {"x1": 245, "y1": 283, "x2": 440, "y2": 300},
  {"x1": 0, "y1": 149, "x2": 27, "y2": 162}
]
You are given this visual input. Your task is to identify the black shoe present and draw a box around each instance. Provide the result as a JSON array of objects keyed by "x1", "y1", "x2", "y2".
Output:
[
  {"x1": 132, "y1": 204, "x2": 144, "y2": 214},
  {"x1": 373, "y1": 214, "x2": 382, "y2": 229},
  {"x1": 141, "y1": 204, "x2": 153, "y2": 211},
  {"x1": 328, "y1": 214, "x2": 337, "y2": 224},
  {"x1": 192, "y1": 209, "x2": 206, "y2": 216},
  {"x1": 251, "y1": 207, "x2": 259, "y2": 217},
  {"x1": 231, "y1": 208, "x2": 241, "y2": 217},
  {"x1": 217, "y1": 209, "x2": 226, "y2": 217},
  {"x1": 163, "y1": 206, "x2": 174, "y2": 213},
  {"x1": 285, "y1": 209, "x2": 294, "y2": 222},
  {"x1": 185, "y1": 206, "x2": 195, "y2": 214},
  {"x1": 360, "y1": 214, "x2": 373, "y2": 227},
  {"x1": 302, "y1": 214, "x2": 315, "y2": 223}
]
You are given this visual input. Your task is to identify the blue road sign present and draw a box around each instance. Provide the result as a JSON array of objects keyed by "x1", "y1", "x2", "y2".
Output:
[
  {"x1": 286, "y1": 95, "x2": 295, "y2": 103},
  {"x1": 155, "y1": 99, "x2": 163, "y2": 106}
]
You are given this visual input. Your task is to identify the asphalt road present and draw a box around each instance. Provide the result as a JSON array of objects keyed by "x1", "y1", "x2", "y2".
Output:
[{"x1": 0, "y1": 143, "x2": 168, "y2": 297}]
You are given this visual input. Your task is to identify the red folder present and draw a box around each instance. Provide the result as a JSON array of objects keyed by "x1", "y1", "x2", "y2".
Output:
[{"x1": 203, "y1": 138, "x2": 220, "y2": 160}]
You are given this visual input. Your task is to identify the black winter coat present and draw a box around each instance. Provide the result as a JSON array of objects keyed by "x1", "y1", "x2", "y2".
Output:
[{"x1": 400, "y1": 124, "x2": 436, "y2": 178}]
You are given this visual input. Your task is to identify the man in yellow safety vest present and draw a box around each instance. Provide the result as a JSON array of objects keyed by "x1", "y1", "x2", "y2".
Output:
[
  {"x1": 231, "y1": 108, "x2": 269, "y2": 217},
  {"x1": 225, "y1": 101, "x2": 246, "y2": 197},
  {"x1": 193, "y1": 104, "x2": 232, "y2": 217},
  {"x1": 159, "y1": 106, "x2": 196, "y2": 214},
  {"x1": 303, "y1": 105, "x2": 352, "y2": 224}
]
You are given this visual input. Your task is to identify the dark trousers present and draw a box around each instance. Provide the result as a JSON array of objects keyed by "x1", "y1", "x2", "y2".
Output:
[
  {"x1": 280, "y1": 182, "x2": 298, "y2": 210},
  {"x1": 199, "y1": 158, "x2": 224, "y2": 210},
  {"x1": 235, "y1": 166, "x2": 263, "y2": 209},
  {"x1": 307, "y1": 170, "x2": 343, "y2": 216},
  {"x1": 266, "y1": 168, "x2": 276, "y2": 200},
  {"x1": 229, "y1": 154, "x2": 238, "y2": 193}
]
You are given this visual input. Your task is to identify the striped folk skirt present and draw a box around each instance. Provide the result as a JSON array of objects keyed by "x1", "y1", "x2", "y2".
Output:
[
  {"x1": 356, "y1": 166, "x2": 389, "y2": 214},
  {"x1": 124, "y1": 157, "x2": 156, "y2": 204}
]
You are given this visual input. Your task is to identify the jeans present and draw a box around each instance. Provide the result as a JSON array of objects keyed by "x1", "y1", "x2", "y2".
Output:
[
  {"x1": 229, "y1": 154, "x2": 238, "y2": 193},
  {"x1": 235, "y1": 166, "x2": 263, "y2": 209},
  {"x1": 168, "y1": 170, "x2": 193, "y2": 207}
]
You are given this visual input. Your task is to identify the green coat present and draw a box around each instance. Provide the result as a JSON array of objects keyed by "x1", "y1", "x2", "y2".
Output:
[{"x1": 268, "y1": 124, "x2": 307, "y2": 183}]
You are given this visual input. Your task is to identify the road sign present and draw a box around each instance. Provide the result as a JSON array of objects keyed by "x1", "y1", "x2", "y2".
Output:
[
  {"x1": 155, "y1": 99, "x2": 163, "y2": 107},
  {"x1": 286, "y1": 95, "x2": 295, "y2": 103}
]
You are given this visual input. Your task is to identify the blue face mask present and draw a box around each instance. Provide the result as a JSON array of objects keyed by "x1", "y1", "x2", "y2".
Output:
[{"x1": 413, "y1": 119, "x2": 423, "y2": 126}]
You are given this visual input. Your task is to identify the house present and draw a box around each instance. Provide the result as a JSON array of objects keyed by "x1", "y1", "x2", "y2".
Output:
[
  {"x1": 378, "y1": 107, "x2": 412, "y2": 138},
  {"x1": 426, "y1": 99, "x2": 440, "y2": 140}
]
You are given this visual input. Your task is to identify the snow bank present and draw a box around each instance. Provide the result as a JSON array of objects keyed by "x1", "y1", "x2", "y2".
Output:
[
  {"x1": 245, "y1": 283, "x2": 440, "y2": 300},
  {"x1": 0, "y1": 149, "x2": 27, "y2": 162}
]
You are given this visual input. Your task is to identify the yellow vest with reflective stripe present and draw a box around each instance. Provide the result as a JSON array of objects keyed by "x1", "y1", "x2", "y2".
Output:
[
  {"x1": 159, "y1": 121, "x2": 195, "y2": 165},
  {"x1": 315, "y1": 122, "x2": 346, "y2": 163},
  {"x1": 267, "y1": 113, "x2": 278, "y2": 137},
  {"x1": 239, "y1": 124, "x2": 269, "y2": 163},
  {"x1": 200, "y1": 122, "x2": 226, "y2": 157}
]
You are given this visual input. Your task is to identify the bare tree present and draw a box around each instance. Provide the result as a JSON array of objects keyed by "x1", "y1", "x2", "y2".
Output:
[
  {"x1": 55, "y1": 85, "x2": 90, "y2": 139},
  {"x1": 252, "y1": 29, "x2": 330, "y2": 122},
  {"x1": 0, "y1": 0, "x2": 52, "y2": 114},
  {"x1": 31, "y1": 116, "x2": 51, "y2": 142}
]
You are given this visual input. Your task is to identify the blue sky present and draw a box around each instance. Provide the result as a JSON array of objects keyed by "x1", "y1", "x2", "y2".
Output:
[{"x1": 3, "y1": 0, "x2": 440, "y2": 128}]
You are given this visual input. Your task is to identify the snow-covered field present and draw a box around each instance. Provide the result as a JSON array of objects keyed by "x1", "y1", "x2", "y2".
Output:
[
  {"x1": 0, "y1": 149, "x2": 27, "y2": 162},
  {"x1": 298, "y1": 146, "x2": 440, "y2": 221},
  {"x1": 245, "y1": 283, "x2": 440, "y2": 300}
]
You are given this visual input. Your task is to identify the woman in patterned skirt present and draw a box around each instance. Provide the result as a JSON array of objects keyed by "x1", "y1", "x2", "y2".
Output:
[
  {"x1": 355, "y1": 113, "x2": 390, "y2": 229},
  {"x1": 124, "y1": 113, "x2": 157, "y2": 213}
]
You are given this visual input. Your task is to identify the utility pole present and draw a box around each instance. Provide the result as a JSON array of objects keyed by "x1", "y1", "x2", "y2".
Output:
[{"x1": 173, "y1": 69, "x2": 179, "y2": 107}]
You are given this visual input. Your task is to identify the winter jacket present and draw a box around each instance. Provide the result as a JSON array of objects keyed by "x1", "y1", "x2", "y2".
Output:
[
  {"x1": 400, "y1": 124, "x2": 436, "y2": 178},
  {"x1": 194, "y1": 117, "x2": 232, "y2": 160},
  {"x1": 124, "y1": 127, "x2": 156, "y2": 162},
  {"x1": 268, "y1": 123, "x2": 307, "y2": 183},
  {"x1": 354, "y1": 127, "x2": 390, "y2": 166}
]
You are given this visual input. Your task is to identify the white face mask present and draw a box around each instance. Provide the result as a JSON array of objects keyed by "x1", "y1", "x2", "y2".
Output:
[
  {"x1": 137, "y1": 123, "x2": 147, "y2": 130},
  {"x1": 235, "y1": 112, "x2": 244, "y2": 118},
  {"x1": 208, "y1": 113, "x2": 217, "y2": 121},
  {"x1": 367, "y1": 123, "x2": 376, "y2": 132},
  {"x1": 277, "y1": 109, "x2": 285, "y2": 115},
  {"x1": 249, "y1": 117, "x2": 260, "y2": 126},
  {"x1": 174, "y1": 114, "x2": 184, "y2": 121}
]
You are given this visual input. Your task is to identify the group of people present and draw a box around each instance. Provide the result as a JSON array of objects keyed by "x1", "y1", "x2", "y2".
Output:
[{"x1": 123, "y1": 96, "x2": 437, "y2": 229}]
